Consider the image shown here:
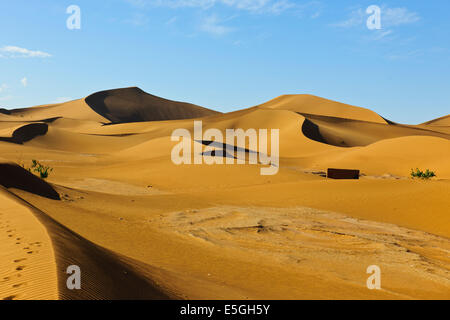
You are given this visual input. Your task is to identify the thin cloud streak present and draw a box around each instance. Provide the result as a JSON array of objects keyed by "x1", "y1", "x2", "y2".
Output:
[
  {"x1": 126, "y1": 0, "x2": 297, "y2": 15},
  {"x1": 0, "y1": 46, "x2": 52, "y2": 58},
  {"x1": 200, "y1": 14, "x2": 234, "y2": 35}
]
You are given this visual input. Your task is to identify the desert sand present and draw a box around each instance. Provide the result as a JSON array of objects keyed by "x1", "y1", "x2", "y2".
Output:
[{"x1": 0, "y1": 87, "x2": 449, "y2": 300}]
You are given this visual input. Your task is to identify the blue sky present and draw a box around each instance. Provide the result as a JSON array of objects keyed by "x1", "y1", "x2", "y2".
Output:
[{"x1": 0, "y1": 0, "x2": 449, "y2": 124}]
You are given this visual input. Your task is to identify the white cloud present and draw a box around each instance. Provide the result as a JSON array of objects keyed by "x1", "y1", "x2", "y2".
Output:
[
  {"x1": 201, "y1": 14, "x2": 234, "y2": 35},
  {"x1": 222, "y1": 0, "x2": 271, "y2": 12},
  {"x1": 0, "y1": 46, "x2": 52, "y2": 58},
  {"x1": 21, "y1": 77, "x2": 28, "y2": 87},
  {"x1": 266, "y1": 0, "x2": 295, "y2": 15},
  {"x1": 0, "y1": 84, "x2": 8, "y2": 93}
]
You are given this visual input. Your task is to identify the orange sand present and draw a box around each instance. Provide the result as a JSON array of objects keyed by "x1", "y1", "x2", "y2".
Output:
[{"x1": 1, "y1": 88, "x2": 449, "y2": 300}]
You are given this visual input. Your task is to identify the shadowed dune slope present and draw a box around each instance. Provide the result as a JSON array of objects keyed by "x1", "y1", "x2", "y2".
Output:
[
  {"x1": 25, "y1": 199, "x2": 173, "y2": 300},
  {"x1": 0, "y1": 108, "x2": 12, "y2": 115},
  {"x1": 3, "y1": 189, "x2": 173, "y2": 300},
  {"x1": 0, "y1": 163, "x2": 60, "y2": 200},
  {"x1": 85, "y1": 87, "x2": 220, "y2": 124},
  {"x1": 300, "y1": 113, "x2": 450, "y2": 147},
  {"x1": 0, "y1": 123, "x2": 48, "y2": 144}
]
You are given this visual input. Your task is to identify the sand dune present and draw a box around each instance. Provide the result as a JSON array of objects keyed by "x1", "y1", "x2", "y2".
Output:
[
  {"x1": 310, "y1": 135, "x2": 450, "y2": 178},
  {"x1": 257, "y1": 94, "x2": 388, "y2": 124},
  {"x1": 0, "y1": 88, "x2": 449, "y2": 300},
  {"x1": 14, "y1": 186, "x2": 450, "y2": 299},
  {"x1": 0, "y1": 163, "x2": 59, "y2": 200},
  {"x1": 26, "y1": 197, "x2": 173, "y2": 300},
  {"x1": 0, "y1": 108, "x2": 11, "y2": 114},
  {"x1": 300, "y1": 113, "x2": 450, "y2": 147},
  {"x1": 422, "y1": 114, "x2": 450, "y2": 126},
  {"x1": 1, "y1": 99, "x2": 108, "y2": 123},
  {"x1": 0, "y1": 162, "x2": 173, "y2": 300},
  {"x1": 0, "y1": 123, "x2": 48, "y2": 144},
  {"x1": 85, "y1": 87, "x2": 220, "y2": 124},
  {"x1": 0, "y1": 188, "x2": 58, "y2": 300}
]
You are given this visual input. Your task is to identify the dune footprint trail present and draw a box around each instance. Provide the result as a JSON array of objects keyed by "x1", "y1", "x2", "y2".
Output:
[
  {"x1": 0, "y1": 189, "x2": 58, "y2": 300},
  {"x1": 0, "y1": 163, "x2": 173, "y2": 300},
  {"x1": 0, "y1": 190, "x2": 173, "y2": 300}
]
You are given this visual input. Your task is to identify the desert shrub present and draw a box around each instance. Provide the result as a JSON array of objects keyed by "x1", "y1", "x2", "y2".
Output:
[
  {"x1": 410, "y1": 168, "x2": 436, "y2": 180},
  {"x1": 30, "y1": 159, "x2": 53, "y2": 179}
]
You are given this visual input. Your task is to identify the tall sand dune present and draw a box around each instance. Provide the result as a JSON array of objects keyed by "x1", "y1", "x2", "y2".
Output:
[
  {"x1": 1, "y1": 87, "x2": 219, "y2": 125},
  {"x1": 257, "y1": 94, "x2": 388, "y2": 124},
  {"x1": 85, "y1": 87, "x2": 220, "y2": 124}
]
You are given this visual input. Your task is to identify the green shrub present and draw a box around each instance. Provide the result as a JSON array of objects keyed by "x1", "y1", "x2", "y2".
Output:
[
  {"x1": 410, "y1": 168, "x2": 436, "y2": 180},
  {"x1": 30, "y1": 159, "x2": 53, "y2": 179}
]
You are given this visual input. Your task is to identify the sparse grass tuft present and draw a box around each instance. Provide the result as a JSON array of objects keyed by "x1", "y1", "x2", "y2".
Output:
[
  {"x1": 29, "y1": 159, "x2": 53, "y2": 179},
  {"x1": 410, "y1": 168, "x2": 436, "y2": 180}
]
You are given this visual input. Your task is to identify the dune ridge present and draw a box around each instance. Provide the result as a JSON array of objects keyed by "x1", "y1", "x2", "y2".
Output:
[
  {"x1": 1, "y1": 100, "x2": 108, "y2": 123},
  {"x1": 421, "y1": 114, "x2": 450, "y2": 126},
  {"x1": 0, "y1": 123, "x2": 48, "y2": 144},
  {"x1": 257, "y1": 94, "x2": 388, "y2": 124}
]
